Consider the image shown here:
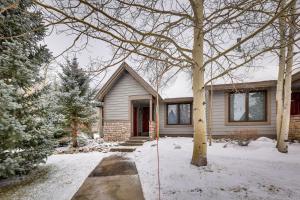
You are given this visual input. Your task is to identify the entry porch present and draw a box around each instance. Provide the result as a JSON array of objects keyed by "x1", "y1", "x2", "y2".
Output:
[{"x1": 130, "y1": 95, "x2": 156, "y2": 138}]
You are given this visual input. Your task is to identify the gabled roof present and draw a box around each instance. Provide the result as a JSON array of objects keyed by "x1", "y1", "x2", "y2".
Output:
[{"x1": 96, "y1": 62, "x2": 160, "y2": 100}]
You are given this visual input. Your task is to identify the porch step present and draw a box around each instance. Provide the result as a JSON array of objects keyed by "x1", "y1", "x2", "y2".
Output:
[
  {"x1": 129, "y1": 137, "x2": 150, "y2": 141},
  {"x1": 110, "y1": 146, "x2": 137, "y2": 152},
  {"x1": 109, "y1": 137, "x2": 149, "y2": 152},
  {"x1": 120, "y1": 142, "x2": 144, "y2": 146},
  {"x1": 127, "y1": 139, "x2": 147, "y2": 143}
]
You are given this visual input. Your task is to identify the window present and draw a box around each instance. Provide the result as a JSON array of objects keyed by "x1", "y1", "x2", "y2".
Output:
[
  {"x1": 167, "y1": 104, "x2": 178, "y2": 124},
  {"x1": 179, "y1": 104, "x2": 191, "y2": 124},
  {"x1": 230, "y1": 93, "x2": 246, "y2": 121},
  {"x1": 167, "y1": 103, "x2": 192, "y2": 125},
  {"x1": 229, "y1": 91, "x2": 267, "y2": 122}
]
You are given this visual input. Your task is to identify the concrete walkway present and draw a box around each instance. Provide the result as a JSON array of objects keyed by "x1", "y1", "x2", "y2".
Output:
[{"x1": 71, "y1": 155, "x2": 145, "y2": 200}]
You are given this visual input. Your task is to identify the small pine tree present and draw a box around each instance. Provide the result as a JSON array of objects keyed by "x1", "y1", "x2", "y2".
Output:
[
  {"x1": 58, "y1": 58, "x2": 95, "y2": 147},
  {"x1": 0, "y1": 0, "x2": 54, "y2": 178},
  {"x1": 0, "y1": 81, "x2": 26, "y2": 177},
  {"x1": 41, "y1": 84, "x2": 66, "y2": 139}
]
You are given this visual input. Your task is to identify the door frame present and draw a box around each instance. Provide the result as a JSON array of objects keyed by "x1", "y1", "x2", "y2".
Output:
[{"x1": 128, "y1": 95, "x2": 153, "y2": 137}]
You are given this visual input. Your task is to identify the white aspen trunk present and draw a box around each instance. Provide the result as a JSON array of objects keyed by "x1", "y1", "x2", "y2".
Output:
[
  {"x1": 278, "y1": 58, "x2": 291, "y2": 153},
  {"x1": 276, "y1": 0, "x2": 287, "y2": 148},
  {"x1": 278, "y1": 0, "x2": 296, "y2": 153},
  {"x1": 208, "y1": 89, "x2": 213, "y2": 146},
  {"x1": 191, "y1": 0, "x2": 207, "y2": 166},
  {"x1": 208, "y1": 57, "x2": 213, "y2": 146}
]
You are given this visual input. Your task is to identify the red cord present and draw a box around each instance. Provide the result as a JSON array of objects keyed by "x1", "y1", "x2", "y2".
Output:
[
  {"x1": 156, "y1": 136, "x2": 160, "y2": 200},
  {"x1": 156, "y1": 113, "x2": 161, "y2": 200}
]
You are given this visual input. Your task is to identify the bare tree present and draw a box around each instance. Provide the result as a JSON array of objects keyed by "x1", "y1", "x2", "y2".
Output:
[
  {"x1": 276, "y1": 0, "x2": 287, "y2": 152},
  {"x1": 276, "y1": 0, "x2": 298, "y2": 153},
  {"x1": 139, "y1": 58, "x2": 180, "y2": 139},
  {"x1": 32, "y1": 0, "x2": 297, "y2": 166}
]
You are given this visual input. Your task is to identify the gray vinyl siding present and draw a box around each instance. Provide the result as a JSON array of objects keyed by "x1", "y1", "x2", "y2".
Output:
[
  {"x1": 103, "y1": 71, "x2": 149, "y2": 120},
  {"x1": 159, "y1": 103, "x2": 194, "y2": 136},
  {"x1": 210, "y1": 88, "x2": 276, "y2": 136}
]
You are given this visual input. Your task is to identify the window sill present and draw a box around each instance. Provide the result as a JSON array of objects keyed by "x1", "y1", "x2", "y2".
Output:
[
  {"x1": 165, "y1": 124, "x2": 193, "y2": 128},
  {"x1": 225, "y1": 121, "x2": 270, "y2": 126}
]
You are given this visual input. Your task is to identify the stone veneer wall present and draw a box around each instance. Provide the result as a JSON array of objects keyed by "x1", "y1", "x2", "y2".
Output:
[
  {"x1": 289, "y1": 115, "x2": 300, "y2": 141},
  {"x1": 149, "y1": 121, "x2": 156, "y2": 139},
  {"x1": 103, "y1": 121, "x2": 131, "y2": 141}
]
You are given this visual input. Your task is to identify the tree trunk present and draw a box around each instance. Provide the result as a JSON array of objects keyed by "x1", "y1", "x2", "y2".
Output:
[
  {"x1": 156, "y1": 77, "x2": 160, "y2": 139},
  {"x1": 208, "y1": 57, "x2": 213, "y2": 146},
  {"x1": 278, "y1": 0, "x2": 296, "y2": 153},
  {"x1": 276, "y1": 0, "x2": 286, "y2": 149},
  {"x1": 71, "y1": 120, "x2": 79, "y2": 148},
  {"x1": 191, "y1": 0, "x2": 207, "y2": 166},
  {"x1": 156, "y1": 92, "x2": 160, "y2": 139},
  {"x1": 278, "y1": 59, "x2": 291, "y2": 153}
]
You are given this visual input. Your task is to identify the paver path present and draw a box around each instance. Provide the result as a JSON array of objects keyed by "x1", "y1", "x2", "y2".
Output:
[{"x1": 71, "y1": 155, "x2": 145, "y2": 200}]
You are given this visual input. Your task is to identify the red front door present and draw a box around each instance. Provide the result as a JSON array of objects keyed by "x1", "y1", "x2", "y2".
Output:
[
  {"x1": 142, "y1": 107, "x2": 149, "y2": 132},
  {"x1": 291, "y1": 92, "x2": 300, "y2": 115}
]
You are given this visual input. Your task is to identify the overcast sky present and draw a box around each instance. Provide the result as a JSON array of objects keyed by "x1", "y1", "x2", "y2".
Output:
[{"x1": 44, "y1": 31, "x2": 279, "y2": 98}]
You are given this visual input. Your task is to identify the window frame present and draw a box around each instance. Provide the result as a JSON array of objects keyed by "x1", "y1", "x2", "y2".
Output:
[
  {"x1": 228, "y1": 90, "x2": 267, "y2": 122},
  {"x1": 166, "y1": 103, "x2": 192, "y2": 125}
]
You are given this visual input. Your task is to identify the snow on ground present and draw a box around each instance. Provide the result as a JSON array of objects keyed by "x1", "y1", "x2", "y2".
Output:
[
  {"x1": 0, "y1": 152, "x2": 112, "y2": 200},
  {"x1": 131, "y1": 137, "x2": 300, "y2": 200}
]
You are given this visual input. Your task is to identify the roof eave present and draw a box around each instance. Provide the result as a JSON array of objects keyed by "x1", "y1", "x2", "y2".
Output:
[{"x1": 206, "y1": 80, "x2": 277, "y2": 91}]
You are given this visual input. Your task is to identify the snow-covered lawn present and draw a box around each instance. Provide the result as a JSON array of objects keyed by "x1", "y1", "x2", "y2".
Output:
[
  {"x1": 1, "y1": 152, "x2": 111, "y2": 200},
  {"x1": 2, "y1": 138, "x2": 299, "y2": 200},
  {"x1": 132, "y1": 137, "x2": 300, "y2": 200}
]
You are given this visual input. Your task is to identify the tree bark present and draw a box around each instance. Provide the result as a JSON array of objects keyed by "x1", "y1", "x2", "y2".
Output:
[
  {"x1": 156, "y1": 77, "x2": 160, "y2": 139},
  {"x1": 276, "y1": 0, "x2": 287, "y2": 149},
  {"x1": 208, "y1": 55, "x2": 214, "y2": 146},
  {"x1": 156, "y1": 92, "x2": 160, "y2": 139},
  {"x1": 71, "y1": 120, "x2": 79, "y2": 148},
  {"x1": 278, "y1": 0, "x2": 296, "y2": 153},
  {"x1": 191, "y1": 0, "x2": 207, "y2": 166}
]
